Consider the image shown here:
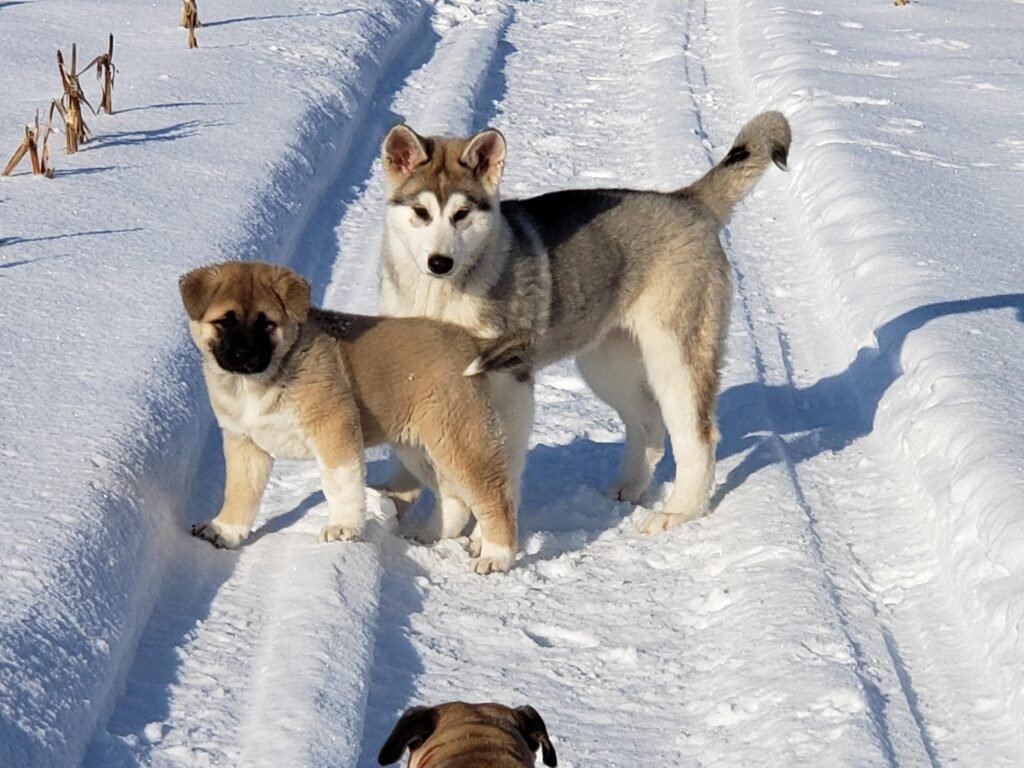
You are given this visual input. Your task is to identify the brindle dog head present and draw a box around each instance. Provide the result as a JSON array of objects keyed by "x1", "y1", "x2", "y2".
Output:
[
  {"x1": 179, "y1": 261, "x2": 310, "y2": 376},
  {"x1": 378, "y1": 702, "x2": 557, "y2": 768}
]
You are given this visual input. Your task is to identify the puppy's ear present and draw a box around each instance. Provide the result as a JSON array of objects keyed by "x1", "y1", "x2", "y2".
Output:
[
  {"x1": 270, "y1": 266, "x2": 310, "y2": 324},
  {"x1": 382, "y1": 124, "x2": 429, "y2": 190},
  {"x1": 460, "y1": 128, "x2": 505, "y2": 194},
  {"x1": 179, "y1": 265, "x2": 222, "y2": 321},
  {"x1": 378, "y1": 706, "x2": 438, "y2": 766},
  {"x1": 514, "y1": 706, "x2": 557, "y2": 767}
]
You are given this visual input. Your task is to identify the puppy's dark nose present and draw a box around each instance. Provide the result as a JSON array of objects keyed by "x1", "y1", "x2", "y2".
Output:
[{"x1": 427, "y1": 254, "x2": 454, "y2": 276}]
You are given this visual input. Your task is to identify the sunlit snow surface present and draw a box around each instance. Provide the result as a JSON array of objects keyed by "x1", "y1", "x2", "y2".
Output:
[{"x1": 1, "y1": 1, "x2": 1022, "y2": 766}]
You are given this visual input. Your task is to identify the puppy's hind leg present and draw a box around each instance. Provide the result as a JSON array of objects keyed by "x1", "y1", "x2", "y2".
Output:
[
  {"x1": 193, "y1": 431, "x2": 273, "y2": 548},
  {"x1": 425, "y1": 431, "x2": 517, "y2": 574},
  {"x1": 577, "y1": 330, "x2": 665, "y2": 503}
]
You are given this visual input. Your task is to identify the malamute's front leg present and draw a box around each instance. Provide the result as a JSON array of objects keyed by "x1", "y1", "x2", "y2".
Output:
[
  {"x1": 372, "y1": 455, "x2": 423, "y2": 519},
  {"x1": 415, "y1": 484, "x2": 472, "y2": 543},
  {"x1": 193, "y1": 431, "x2": 273, "y2": 548},
  {"x1": 387, "y1": 444, "x2": 471, "y2": 541}
]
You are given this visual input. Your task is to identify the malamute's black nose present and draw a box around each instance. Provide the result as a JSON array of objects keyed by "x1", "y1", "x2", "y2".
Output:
[{"x1": 427, "y1": 254, "x2": 454, "y2": 275}]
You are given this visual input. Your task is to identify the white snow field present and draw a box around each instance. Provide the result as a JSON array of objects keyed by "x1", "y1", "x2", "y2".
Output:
[{"x1": 1, "y1": 0, "x2": 1022, "y2": 765}]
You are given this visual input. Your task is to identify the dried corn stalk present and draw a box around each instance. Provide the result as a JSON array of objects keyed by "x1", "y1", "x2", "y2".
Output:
[
  {"x1": 2, "y1": 111, "x2": 54, "y2": 178},
  {"x1": 56, "y1": 44, "x2": 94, "y2": 154},
  {"x1": 181, "y1": 0, "x2": 200, "y2": 49},
  {"x1": 82, "y1": 34, "x2": 116, "y2": 115}
]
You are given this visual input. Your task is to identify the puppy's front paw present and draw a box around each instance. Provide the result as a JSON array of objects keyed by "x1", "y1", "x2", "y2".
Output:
[
  {"x1": 318, "y1": 524, "x2": 363, "y2": 543},
  {"x1": 192, "y1": 520, "x2": 247, "y2": 549},
  {"x1": 471, "y1": 543, "x2": 514, "y2": 575},
  {"x1": 638, "y1": 509, "x2": 701, "y2": 535},
  {"x1": 471, "y1": 556, "x2": 512, "y2": 575}
]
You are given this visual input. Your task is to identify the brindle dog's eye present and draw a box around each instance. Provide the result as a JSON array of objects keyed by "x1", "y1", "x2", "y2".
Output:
[
  {"x1": 213, "y1": 312, "x2": 237, "y2": 328},
  {"x1": 412, "y1": 206, "x2": 431, "y2": 221},
  {"x1": 452, "y1": 207, "x2": 471, "y2": 223}
]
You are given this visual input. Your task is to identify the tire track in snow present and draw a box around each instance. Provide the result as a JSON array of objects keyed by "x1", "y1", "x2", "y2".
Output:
[
  {"x1": 82, "y1": 3, "x2": 444, "y2": 765},
  {"x1": 693, "y1": 0, "x2": 1024, "y2": 764},
  {"x1": 680, "y1": 9, "x2": 927, "y2": 767},
  {"x1": 672, "y1": 0, "x2": 941, "y2": 764}
]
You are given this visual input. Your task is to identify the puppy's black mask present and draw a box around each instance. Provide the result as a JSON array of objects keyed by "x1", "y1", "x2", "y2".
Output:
[{"x1": 211, "y1": 312, "x2": 275, "y2": 375}]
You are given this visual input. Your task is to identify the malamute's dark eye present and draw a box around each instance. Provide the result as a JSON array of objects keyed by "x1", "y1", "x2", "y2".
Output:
[
  {"x1": 452, "y1": 207, "x2": 471, "y2": 224},
  {"x1": 412, "y1": 205, "x2": 431, "y2": 222},
  {"x1": 213, "y1": 311, "x2": 237, "y2": 328}
]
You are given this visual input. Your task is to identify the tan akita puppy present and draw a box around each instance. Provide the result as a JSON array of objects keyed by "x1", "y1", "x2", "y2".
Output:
[{"x1": 180, "y1": 261, "x2": 533, "y2": 573}]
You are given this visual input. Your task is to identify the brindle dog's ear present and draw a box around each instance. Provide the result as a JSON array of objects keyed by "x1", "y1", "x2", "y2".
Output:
[
  {"x1": 179, "y1": 265, "x2": 222, "y2": 321},
  {"x1": 378, "y1": 706, "x2": 439, "y2": 765},
  {"x1": 382, "y1": 124, "x2": 430, "y2": 190},
  {"x1": 271, "y1": 266, "x2": 310, "y2": 324},
  {"x1": 514, "y1": 705, "x2": 557, "y2": 767},
  {"x1": 460, "y1": 128, "x2": 506, "y2": 194}
]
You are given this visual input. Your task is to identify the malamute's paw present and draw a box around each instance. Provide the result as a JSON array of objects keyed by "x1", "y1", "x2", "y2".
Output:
[
  {"x1": 412, "y1": 515, "x2": 444, "y2": 545},
  {"x1": 610, "y1": 479, "x2": 647, "y2": 504},
  {"x1": 192, "y1": 520, "x2": 247, "y2": 549},
  {"x1": 393, "y1": 515, "x2": 440, "y2": 544},
  {"x1": 372, "y1": 487, "x2": 420, "y2": 520},
  {"x1": 319, "y1": 523, "x2": 363, "y2": 543},
  {"x1": 471, "y1": 543, "x2": 514, "y2": 575},
  {"x1": 638, "y1": 508, "x2": 703, "y2": 535}
]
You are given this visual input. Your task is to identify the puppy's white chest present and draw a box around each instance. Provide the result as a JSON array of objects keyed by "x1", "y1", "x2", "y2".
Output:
[{"x1": 218, "y1": 387, "x2": 313, "y2": 460}]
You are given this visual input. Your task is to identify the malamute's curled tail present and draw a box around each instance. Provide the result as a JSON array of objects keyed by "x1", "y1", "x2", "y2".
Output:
[
  {"x1": 680, "y1": 111, "x2": 791, "y2": 226},
  {"x1": 463, "y1": 330, "x2": 536, "y2": 382}
]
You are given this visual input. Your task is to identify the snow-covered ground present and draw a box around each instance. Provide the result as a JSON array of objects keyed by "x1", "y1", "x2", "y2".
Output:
[{"x1": 1, "y1": 0, "x2": 1022, "y2": 766}]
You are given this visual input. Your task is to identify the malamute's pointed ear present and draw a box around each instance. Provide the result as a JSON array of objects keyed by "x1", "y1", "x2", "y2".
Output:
[
  {"x1": 461, "y1": 128, "x2": 506, "y2": 195},
  {"x1": 378, "y1": 706, "x2": 438, "y2": 765},
  {"x1": 179, "y1": 264, "x2": 223, "y2": 321},
  {"x1": 382, "y1": 124, "x2": 430, "y2": 190},
  {"x1": 268, "y1": 265, "x2": 311, "y2": 324},
  {"x1": 514, "y1": 705, "x2": 557, "y2": 767}
]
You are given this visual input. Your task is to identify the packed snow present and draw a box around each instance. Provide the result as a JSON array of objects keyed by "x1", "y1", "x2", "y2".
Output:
[{"x1": 1, "y1": 0, "x2": 1022, "y2": 766}]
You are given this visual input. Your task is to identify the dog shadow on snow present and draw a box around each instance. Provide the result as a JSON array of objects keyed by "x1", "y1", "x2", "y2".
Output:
[
  {"x1": 711, "y1": 293, "x2": 1024, "y2": 505},
  {"x1": 517, "y1": 293, "x2": 1024, "y2": 560}
]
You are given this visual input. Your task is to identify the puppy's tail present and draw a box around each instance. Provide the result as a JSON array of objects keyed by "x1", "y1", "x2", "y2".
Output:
[
  {"x1": 464, "y1": 330, "x2": 535, "y2": 382},
  {"x1": 678, "y1": 111, "x2": 791, "y2": 227}
]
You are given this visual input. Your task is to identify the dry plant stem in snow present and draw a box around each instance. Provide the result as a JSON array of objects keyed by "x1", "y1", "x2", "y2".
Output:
[
  {"x1": 3, "y1": 111, "x2": 54, "y2": 178},
  {"x1": 82, "y1": 34, "x2": 116, "y2": 115},
  {"x1": 55, "y1": 45, "x2": 93, "y2": 154},
  {"x1": 181, "y1": 0, "x2": 200, "y2": 49}
]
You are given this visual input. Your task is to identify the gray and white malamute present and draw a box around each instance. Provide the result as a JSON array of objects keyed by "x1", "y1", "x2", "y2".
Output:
[{"x1": 378, "y1": 112, "x2": 791, "y2": 534}]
